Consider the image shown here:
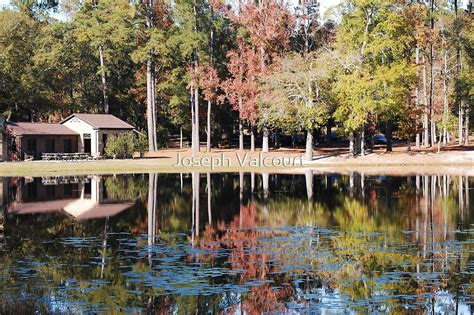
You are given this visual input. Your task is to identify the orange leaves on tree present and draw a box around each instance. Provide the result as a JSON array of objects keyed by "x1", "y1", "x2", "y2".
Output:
[
  {"x1": 223, "y1": 40, "x2": 260, "y2": 124},
  {"x1": 221, "y1": 0, "x2": 294, "y2": 125}
]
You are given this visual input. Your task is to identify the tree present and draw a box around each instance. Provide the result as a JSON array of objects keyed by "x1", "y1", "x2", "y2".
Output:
[
  {"x1": 293, "y1": 0, "x2": 321, "y2": 54},
  {"x1": 225, "y1": 0, "x2": 294, "y2": 153},
  {"x1": 73, "y1": 0, "x2": 134, "y2": 114},
  {"x1": 132, "y1": 0, "x2": 172, "y2": 151},
  {"x1": 332, "y1": 0, "x2": 417, "y2": 155},
  {"x1": 260, "y1": 52, "x2": 332, "y2": 161},
  {"x1": 0, "y1": 7, "x2": 49, "y2": 120},
  {"x1": 452, "y1": 8, "x2": 473, "y2": 145},
  {"x1": 197, "y1": 65, "x2": 221, "y2": 152},
  {"x1": 167, "y1": 0, "x2": 212, "y2": 156},
  {"x1": 223, "y1": 40, "x2": 259, "y2": 151}
]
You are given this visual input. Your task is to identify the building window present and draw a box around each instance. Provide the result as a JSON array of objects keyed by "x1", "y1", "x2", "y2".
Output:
[
  {"x1": 64, "y1": 139, "x2": 72, "y2": 153},
  {"x1": 46, "y1": 138, "x2": 55, "y2": 152}
]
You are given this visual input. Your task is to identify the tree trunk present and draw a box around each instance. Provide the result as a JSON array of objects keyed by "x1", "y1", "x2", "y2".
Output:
[
  {"x1": 192, "y1": 172, "x2": 200, "y2": 238},
  {"x1": 151, "y1": 66, "x2": 157, "y2": 150},
  {"x1": 422, "y1": 55, "x2": 430, "y2": 147},
  {"x1": 415, "y1": 45, "x2": 421, "y2": 149},
  {"x1": 191, "y1": 0, "x2": 199, "y2": 156},
  {"x1": 207, "y1": 8, "x2": 214, "y2": 153},
  {"x1": 262, "y1": 125, "x2": 269, "y2": 153},
  {"x1": 386, "y1": 120, "x2": 393, "y2": 152},
  {"x1": 431, "y1": 120, "x2": 437, "y2": 147},
  {"x1": 207, "y1": 173, "x2": 212, "y2": 225},
  {"x1": 194, "y1": 85, "x2": 200, "y2": 153},
  {"x1": 465, "y1": 175, "x2": 470, "y2": 211},
  {"x1": 305, "y1": 169, "x2": 313, "y2": 200},
  {"x1": 459, "y1": 176, "x2": 464, "y2": 221},
  {"x1": 239, "y1": 171, "x2": 244, "y2": 200},
  {"x1": 262, "y1": 172, "x2": 269, "y2": 200},
  {"x1": 191, "y1": 86, "x2": 197, "y2": 156},
  {"x1": 251, "y1": 171, "x2": 255, "y2": 192},
  {"x1": 147, "y1": 173, "x2": 157, "y2": 262},
  {"x1": 459, "y1": 101, "x2": 464, "y2": 145},
  {"x1": 349, "y1": 133, "x2": 355, "y2": 156},
  {"x1": 206, "y1": 99, "x2": 211, "y2": 152},
  {"x1": 259, "y1": 41, "x2": 269, "y2": 154},
  {"x1": 98, "y1": 45, "x2": 109, "y2": 114},
  {"x1": 146, "y1": 59, "x2": 157, "y2": 152},
  {"x1": 305, "y1": 130, "x2": 313, "y2": 161},
  {"x1": 145, "y1": 0, "x2": 157, "y2": 152},
  {"x1": 239, "y1": 119, "x2": 244, "y2": 151},
  {"x1": 250, "y1": 125, "x2": 255, "y2": 152},
  {"x1": 442, "y1": 50, "x2": 448, "y2": 146},
  {"x1": 455, "y1": 0, "x2": 464, "y2": 146},
  {"x1": 465, "y1": 107, "x2": 470, "y2": 145},
  {"x1": 415, "y1": 130, "x2": 421, "y2": 149},
  {"x1": 354, "y1": 131, "x2": 361, "y2": 155},
  {"x1": 428, "y1": 0, "x2": 435, "y2": 147},
  {"x1": 360, "y1": 128, "x2": 365, "y2": 156},
  {"x1": 238, "y1": 96, "x2": 243, "y2": 151}
]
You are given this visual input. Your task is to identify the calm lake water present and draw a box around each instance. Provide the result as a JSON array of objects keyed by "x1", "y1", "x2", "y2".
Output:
[{"x1": 0, "y1": 172, "x2": 473, "y2": 313}]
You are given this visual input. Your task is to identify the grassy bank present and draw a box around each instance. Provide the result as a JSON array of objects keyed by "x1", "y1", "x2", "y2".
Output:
[
  {"x1": 0, "y1": 158, "x2": 296, "y2": 176},
  {"x1": 1, "y1": 147, "x2": 474, "y2": 177}
]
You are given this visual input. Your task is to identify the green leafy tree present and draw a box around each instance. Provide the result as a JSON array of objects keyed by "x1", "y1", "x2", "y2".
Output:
[
  {"x1": 73, "y1": 0, "x2": 135, "y2": 114},
  {"x1": 0, "y1": 7, "x2": 49, "y2": 120},
  {"x1": 332, "y1": 0, "x2": 417, "y2": 155}
]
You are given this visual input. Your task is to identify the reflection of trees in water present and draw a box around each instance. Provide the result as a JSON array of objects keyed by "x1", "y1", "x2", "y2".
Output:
[
  {"x1": 104, "y1": 174, "x2": 148, "y2": 200},
  {"x1": 197, "y1": 201, "x2": 296, "y2": 313},
  {"x1": 191, "y1": 173, "x2": 474, "y2": 313},
  {"x1": 0, "y1": 173, "x2": 472, "y2": 313}
]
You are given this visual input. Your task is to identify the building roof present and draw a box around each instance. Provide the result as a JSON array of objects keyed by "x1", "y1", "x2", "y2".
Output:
[
  {"x1": 73, "y1": 202, "x2": 134, "y2": 221},
  {"x1": 6, "y1": 122, "x2": 79, "y2": 136},
  {"x1": 8, "y1": 199, "x2": 78, "y2": 214},
  {"x1": 8, "y1": 199, "x2": 133, "y2": 220},
  {"x1": 61, "y1": 113, "x2": 135, "y2": 129}
]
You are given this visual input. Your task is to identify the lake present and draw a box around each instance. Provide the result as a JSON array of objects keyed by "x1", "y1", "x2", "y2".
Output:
[{"x1": 0, "y1": 172, "x2": 472, "y2": 313}]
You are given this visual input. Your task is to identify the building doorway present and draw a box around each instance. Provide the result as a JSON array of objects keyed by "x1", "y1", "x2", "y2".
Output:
[
  {"x1": 102, "y1": 134, "x2": 108, "y2": 154},
  {"x1": 26, "y1": 138, "x2": 37, "y2": 159},
  {"x1": 84, "y1": 139, "x2": 91, "y2": 154}
]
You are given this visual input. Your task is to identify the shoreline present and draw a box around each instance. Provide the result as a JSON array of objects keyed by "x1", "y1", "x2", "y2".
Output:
[{"x1": 0, "y1": 148, "x2": 474, "y2": 177}]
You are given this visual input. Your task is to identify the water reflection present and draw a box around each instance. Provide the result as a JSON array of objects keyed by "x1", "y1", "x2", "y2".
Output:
[
  {"x1": 4, "y1": 176, "x2": 136, "y2": 220},
  {"x1": 0, "y1": 172, "x2": 472, "y2": 313}
]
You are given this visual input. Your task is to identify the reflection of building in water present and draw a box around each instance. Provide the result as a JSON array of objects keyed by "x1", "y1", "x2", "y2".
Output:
[{"x1": 1, "y1": 176, "x2": 133, "y2": 220}]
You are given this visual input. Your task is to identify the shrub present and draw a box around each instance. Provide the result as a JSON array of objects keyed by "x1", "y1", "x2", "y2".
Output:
[
  {"x1": 104, "y1": 133, "x2": 136, "y2": 159},
  {"x1": 134, "y1": 133, "x2": 148, "y2": 157}
]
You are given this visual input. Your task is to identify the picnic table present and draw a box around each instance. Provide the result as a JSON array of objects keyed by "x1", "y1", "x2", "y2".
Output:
[
  {"x1": 41, "y1": 152, "x2": 94, "y2": 161},
  {"x1": 42, "y1": 175, "x2": 92, "y2": 185}
]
